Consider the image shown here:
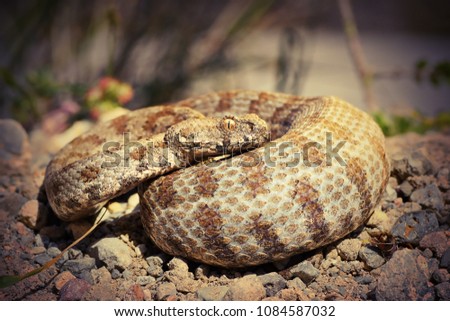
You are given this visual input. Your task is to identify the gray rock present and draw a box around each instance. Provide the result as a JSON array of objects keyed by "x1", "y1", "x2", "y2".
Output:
[
  {"x1": 258, "y1": 272, "x2": 287, "y2": 296},
  {"x1": 398, "y1": 180, "x2": 414, "y2": 197},
  {"x1": 410, "y1": 184, "x2": 444, "y2": 210},
  {"x1": 78, "y1": 270, "x2": 94, "y2": 284},
  {"x1": 432, "y1": 269, "x2": 449, "y2": 283},
  {"x1": 164, "y1": 257, "x2": 200, "y2": 293},
  {"x1": 167, "y1": 257, "x2": 189, "y2": 273},
  {"x1": 146, "y1": 255, "x2": 164, "y2": 277},
  {"x1": 91, "y1": 266, "x2": 112, "y2": 283},
  {"x1": 111, "y1": 269, "x2": 122, "y2": 279},
  {"x1": 122, "y1": 269, "x2": 133, "y2": 280},
  {"x1": 390, "y1": 150, "x2": 432, "y2": 181},
  {"x1": 34, "y1": 253, "x2": 51, "y2": 266},
  {"x1": 225, "y1": 275, "x2": 266, "y2": 301},
  {"x1": 286, "y1": 277, "x2": 306, "y2": 290},
  {"x1": 136, "y1": 276, "x2": 156, "y2": 286},
  {"x1": 355, "y1": 275, "x2": 374, "y2": 284},
  {"x1": 68, "y1": 248, "x2": 83, "y2": 260},
  {"x1": 435, "y1": 282, "x2": 450, "y2": 300},
  {"x1": 375, "y1": 249, "x2": 435, "y2": 300},
  {"x1": 440, "y1": 248, "x2": 450, "y2": 271},
  {"x1": 62, "y1": 257, "x2": 96, "y2": 276},
  {"x1": 34, "y1": 234, "x2": 48, "y2": 247},
  {"x1": 391, "y1": 210, "x2": 439, "y2": 245},
  {"x1": 156, "y1": 283, "x2": 177, "y2": 300},
  {"x1": 383, "y1": 180, "x2": 398, "y2": 202},
  {"x1": 89, "y1": 237, "x2": 133, "y2": 270},
  {"x1": 59, "y1": 278, "x2": 90, "y2": 301},
  {"x1": 0, "y1": 192, "x2": 27, "y2": 217},
  {"x1": 419, "y1": 231, "x2": 448, "y2": 258},
  {"x1": 18, "y1": 200, "x2": 47, "y2": 230},
  {"x1": 335, "y1": 260, "x2": 363, "y2": 274},
  {"x1": 436, "y1": 167, "x2": 450, "y2": 190},
  {"x1": 197, "y1": 286, "x2": 229, "y2": 301},
  {"x1": 359, "y1": 246, "x2": 386, "y2": 269},
  {"x1": 0, "y1": 119, "x2": 29, "y2": 159},
  {"x1": 288, "y1": 261, "x2": 320, "y2": 284},
  {"x1": 336, "y1": 239, "x2": 362, "y2": 261},
  {"x1": 47, "y1": 246, "x2": 61, "y2": 258}
]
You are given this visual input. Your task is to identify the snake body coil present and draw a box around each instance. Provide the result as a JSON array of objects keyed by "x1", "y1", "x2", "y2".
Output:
[{"x1": 45, "y1": 90, "x2": 390, "y2": 268}]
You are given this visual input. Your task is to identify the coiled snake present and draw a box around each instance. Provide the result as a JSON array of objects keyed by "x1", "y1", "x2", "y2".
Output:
[{"x1": 44, "y1": 90, "x2": 389, "y2": 268}]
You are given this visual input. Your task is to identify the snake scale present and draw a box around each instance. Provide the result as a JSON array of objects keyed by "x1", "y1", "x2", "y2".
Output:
[{"x1": 44, "y1": 90, "x2": 390, "y2": 268}]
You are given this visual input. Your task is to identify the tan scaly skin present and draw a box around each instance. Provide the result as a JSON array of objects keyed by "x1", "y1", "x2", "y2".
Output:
[{"x1": 44, "y1": 90, "x2": 390, "y2": 268}]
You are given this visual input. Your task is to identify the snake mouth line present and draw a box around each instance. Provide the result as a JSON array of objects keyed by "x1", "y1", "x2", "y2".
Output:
[{"x1": 100, "y1": 131, "x2": 347, "y2": 169}]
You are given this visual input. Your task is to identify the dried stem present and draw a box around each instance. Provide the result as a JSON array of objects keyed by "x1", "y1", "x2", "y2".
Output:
[{"x1": 338, "y1": 0, "x2": 378, "y2": 111}]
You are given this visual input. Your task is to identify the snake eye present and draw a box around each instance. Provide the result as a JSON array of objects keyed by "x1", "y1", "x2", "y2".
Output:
[{"x1": 222, "y1": 118, "x2": 236, "y2": 131}]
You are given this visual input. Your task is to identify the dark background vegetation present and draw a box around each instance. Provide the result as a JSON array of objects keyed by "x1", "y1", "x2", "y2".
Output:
[{"x1": 0, "y1": 0, "x2": 449, "y2": 133}]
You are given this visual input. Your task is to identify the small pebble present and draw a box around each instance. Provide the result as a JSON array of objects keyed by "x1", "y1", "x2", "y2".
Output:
[
  {"x1": 34, "y1": 253, "x2": 51, "y2": 266},
  {"x1": 47, "y1": 246, "x2": 61, "y2": 258},
  {"x1": 288, "y1": 261, "x2": 320, "y2": 284},
  {"x1": 391, "y1": 210, "x2": 439, "y2": 245},
  {"x1": 440, "y1": 248, "x2": 450, "y2": 271},
  {"x1": 107, "y1": 202, "x2": 126, "y2": 214},
  {"x1": 62, "y1": 257, "x2": 96, "y2": 276},
  {"x1": 30, "y1": 246, "x2": 46, "y2": 255},
  {"x1": 435, "y1": 282, "x2": 450, "y2": 300},
  {"x1": 359, "y1": 246, "x2": 386, "y2": 269},
  {"x1": 136, "y1": 276, "x2": 156, "y2": 286},
  {"x1": 54, "y1": 271, "x2": 76, "y2": 291},
  {"x1": 124, "y1": 284, "x2": 145, "y2": 301},
  {"x1": 258, "y1": 272, "x2": 287, "y2": 297},
  {"x1": 197, "y1": 286, "x2": 229, "y2": 301},
  {"x1": 419, "y1": 231, "x2": 448, "y2": 258},
  {"x1": 146, "y1": 257, "x2": 164, "y2": 277},
  {"x1": 432, "y1": 269, "x2": 449, "y2": 283},
  {"x1": 225, "y1": 275, "x2": 266, "y2": 301},
  {"x1": 336, "y1": 239, "x2": 362, "y2": 261},
  {"x1": 410, "y1": 184, "x2": 444, "y2": 211},
  {"x1": 156, "y1": 283, "x2": 177, "y2": 301},
  {"x1": 286, "y1": 277, "x2": 306, "y2": 290},
  {"x1": 111, "y1": 269, "x2": 122, "y2": 279},
  {"x1": 127, "y1": 193, "x2": 140, "y2": 211},
  {"x1": 18, "y1": 200, "x2": 47, "y2": 230},
  {"x1": 59, "y1": 278, "x2": 90, "y2": 301},
  {"x1": 88, "y1": 237, "x2": 133, "y2": 270}
]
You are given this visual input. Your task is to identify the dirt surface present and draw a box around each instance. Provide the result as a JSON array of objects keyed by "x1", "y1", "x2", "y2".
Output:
[{"x1": 0, "y1": 119, "x2": 449, "y2": 301}]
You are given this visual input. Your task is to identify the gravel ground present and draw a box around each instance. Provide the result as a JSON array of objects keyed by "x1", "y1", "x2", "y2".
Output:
[{"x1": 0, "y1": 119, "x2": 449, "y2": 301}]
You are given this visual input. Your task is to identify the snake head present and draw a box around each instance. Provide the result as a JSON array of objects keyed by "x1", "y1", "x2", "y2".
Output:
[{"x1": 164, "y1": 114, "x2": 270, "y2": 162}]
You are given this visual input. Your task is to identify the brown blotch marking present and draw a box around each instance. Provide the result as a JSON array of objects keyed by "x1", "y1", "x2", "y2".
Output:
[
  {"x1": 340, "y1": 211, "x2": 354, "y2": 231},
  {"x1": 248, "y1": 213, "x2": 284, "y2": 253},
  {"x1": 304, "y1": 205, "x2": 329, "y2": 245},
  {"x1": 249, "y1": 100, "x2": 260, "y2": 114},
  {"x1": 194, "y1": 204, "x2": 237, "y2": 261},
  {"x1": 217, "y1": 92, "x2": 236, "y2": 112},
  {"x1": 193, "y1": 166, "x2": 219, "y2": 198},
  {"x1": 345, "y1": 158, "x2": 372, "y2": 218},
  {"x1": 71, "y1": 134, "x2": 106, "y2": 149},
  {"x1": 130, "y1": 145, "x2": 147, "y2": 161},
  {"x1": 291, "y1": 178, "x2": 329, "y2": 244},
  {"x1": 151, "y1": 173, "x2": 180, "y2": 209},
  {"x1": 109, "y1": 115, "x2": 129, "y2": 134},
  {"x1": 292, "y1": 177, "x2": 320, "y2": 205},
  {"x1": 85, "y1": 183, "x2": 102, "y2": 202},
  {"x1": 143, "y1": 108, "x2": 195, "y2": 134},
  {"x1": 80, "y1": 165, "x2": 100, "y2": 183},
  {"x1": 270, "y1": 97, "x2": 325, "y2": 137},
  {"x1": 241, "y1": 162, "x2": 270, "y2": 197}
]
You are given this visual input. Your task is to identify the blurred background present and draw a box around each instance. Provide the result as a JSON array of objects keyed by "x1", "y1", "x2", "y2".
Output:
[{"x1": 1, "y1": 0, "x2": 449, "y2": 133}]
